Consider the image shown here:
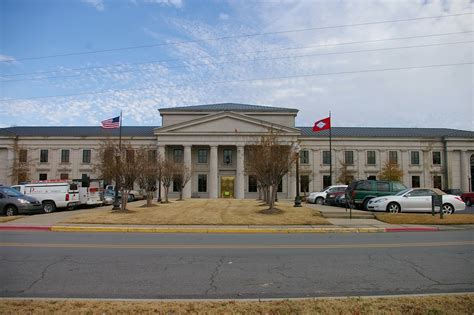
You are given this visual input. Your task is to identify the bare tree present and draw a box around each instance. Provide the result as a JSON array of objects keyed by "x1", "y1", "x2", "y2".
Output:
[
  {"x1": 10, "y1": 139, "x2": 35, "y2": 184},
  {"x1": 173, "y1": 163, "x2": 192, "y2": 201},
  {"x1": 136, "y1": 147, "x2": 160, "y2": 207},
  {"x1": 94, "y1": 139, "x2": 139, "y2": 211},
  {"x1": 379, "y1": 159, "x2": 403, "y2": 181},
  {"x1": 160, "y1": 158, "x2": 176, "y2": 203},
  {"x1": 246, "y1": 129, "x2": 296, "y2": 212},
  {"x1": 337, "y1": 158, "x2": 355, "y2": 185}
]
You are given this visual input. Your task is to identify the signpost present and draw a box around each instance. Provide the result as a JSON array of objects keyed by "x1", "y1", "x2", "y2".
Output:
[{"x1": 431, "y1": 195, "x2": 443, "y2": 219}]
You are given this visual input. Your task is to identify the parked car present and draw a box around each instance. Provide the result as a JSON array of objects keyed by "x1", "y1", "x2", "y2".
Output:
[
  {"x1": 443, "y1": 189, "x2": 463, "y2": 196},
  {"x1": 105, "y1": 185, "x2": 144, "y2": 201},
  {"x1": 346, "y1": 180, "x2": 407, "y2": 210},
  {"x1": 367, "y1": 188, "x2": 465, "y2": 214},
  {"x1": 307, "y1": 185, "x2": 347, "y2": 204},
  {"x1": 103, "y1": 190, "x2": 133, "y2": 205},
  {"x1": 335, "y1": 193, "x2": 347, "y2": 207},
  {"x1": 11, "y1": 181, "x2": 80, "y2": 213},
  {"x1": 0, "y1": 185, "x2": 43, "y2": 216},
  {"x1": 325, "y1": 190, "x2": 346, "y2": 206},
  {"x1": 460, "y1": 192, "x2": 474, "y2": 207}
]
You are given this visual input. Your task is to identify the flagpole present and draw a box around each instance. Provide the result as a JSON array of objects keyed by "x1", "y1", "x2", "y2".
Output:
[
  {"x1": 329, "y1": 111, "x2": 332, "y2": 185},
  {"x1": 119, "y1": 110, "x2": 122, "y2": 151},
  {"x1": 113, "y1": 111, "x2": 123, "y2": 211}
]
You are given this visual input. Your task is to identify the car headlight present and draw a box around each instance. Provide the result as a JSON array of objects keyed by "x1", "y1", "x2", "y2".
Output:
[
  {"x1": 18, "y1": 199, "x2": 30, "y2": 204},
  {"x1": 372, "y1": 198, "x2": 388, "y2": 204}
]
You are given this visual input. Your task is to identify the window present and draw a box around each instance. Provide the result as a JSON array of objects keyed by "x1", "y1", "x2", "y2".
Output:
[
  {"x1": 61, "y1": 149, "x2": 70, "y2": 163},
  {"x1": 39, "y1": 173, "x2": 47, "y2": 180},
  {"x1": 173, "y1": 149, "x2": 183, "y2": 163},
  {"x1": 126, "y1": 150, "x2": 134, "y2": 163},
  {"x1": 198, "y1": 149, "x2": 208, "y2": 163},
  {"x1": 278, "y1": 179, "x2": 283, "y2": 192},
  {"x1": 300, "y1": 150, "x2": 309, "y2": 164},
  {"x1": 300, "y1": 175, "x2": 309, "y2": 193},
  {"x1": 389, "y1": 151, "x2": 398, "y2": 164},
  {"x1": 433, "y1": 175, "x2": 442, "y2": 189},
  {"x1": 412, "y1": 176, "x2": 420, "y2": 188},
  {"x1": 411, "y1": 151, "x2": 420, "y2": 165},
  {"x1": 198, "y1": 174, "x2": 207, "y2": 192},
  {"x1": 366, "y1": 151, "x2": 376, "y2": 165},
  {"x1": 322, "y1": 151, "x2": 331, "y2": 165},
  {"x1": 433, "y1": 151, "x2": 441, "y2": 165},
  {"x1": 408, "y1": 189, "x2": 429, "y2": 197},
  {"x1": 173, "y1": 178, "x2": 180, "y2": 192},
  {"x1": 323, "y1": 175, "x2": 331, "y2": 188},
  {"x1": 367, "y1": 175, "x2": 377, "y2": 180},
  {"x1": 223, "y1": 149, "x2": 232, "y2": 165},
  {"x1": 393, "y1": 182, "x2": 407, "y2": 191},
  {"x1": 356, "y1": 181, "x2": 371, "y2": 191},
  {"x1": 60, "y1": 173, "x2": 69, "y2": 180},
  {"x1": 344, "y1": 151, "x2": 354, "y2": 165},
  {"x1": 147, "y1": 149, "x2": 156, "y2": 162},
  {"x1": 248, "y1": 176, "x2": 257, "y2": 192},
  {"x1": 82, "y1": 149, "x2": 91, "y2": 164},
  {"x1": 19, "y1": 149, "x2": 27, "y2": 163},
  {"x1": 377, "y1": 182, "x2": 390, "y2": 192},
  {"x1": 40, "y1": 149, "x2": 49, "y2": 163}
]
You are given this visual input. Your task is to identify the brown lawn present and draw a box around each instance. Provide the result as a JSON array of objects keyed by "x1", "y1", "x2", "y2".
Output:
[
  {"x1": 63, "y1": 199, "x2": 329, "y2": 225},
  {"x1": 0, "y1": 216, "x2": 23, "y2": 223},
  {"x1": 376, "y1": 213, "x2": 474, "y2": 225},
  {"x1": 1, "y1": 295, "x2": 472, "y2": 314}
]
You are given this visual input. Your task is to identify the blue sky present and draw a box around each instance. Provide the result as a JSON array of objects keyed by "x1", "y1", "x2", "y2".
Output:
[{"x1": 0, "y1": 0, "x2": 472, "y2": 130}]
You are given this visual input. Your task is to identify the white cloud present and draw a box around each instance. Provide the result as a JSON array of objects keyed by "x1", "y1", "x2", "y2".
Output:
[
  {"x1": 145, "y1": 0, "x2": 183, "y2": 8},
  {"x1": 0, "y1": 54, "x2": 16, "y2": 62},
  {"x1": 219, "y1": 13, "x2": 229, "y2": 20},
  {"x1": 82, "y1": 0, "x2": 105, "y2": 11}
]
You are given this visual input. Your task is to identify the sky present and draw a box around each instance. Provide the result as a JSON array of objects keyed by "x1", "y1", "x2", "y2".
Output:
[{"x1": 0, "y1": 0, "x2": 473, "y2": 130}]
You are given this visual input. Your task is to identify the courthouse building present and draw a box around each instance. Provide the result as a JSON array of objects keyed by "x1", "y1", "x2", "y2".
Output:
[{"x1": 0, "y1": 103, "x2": 473, "y2": 199}]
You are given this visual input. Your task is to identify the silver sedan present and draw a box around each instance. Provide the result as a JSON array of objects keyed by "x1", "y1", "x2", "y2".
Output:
[{"x1": 367, "y1": 188, "x2": 466, "y2": 214}]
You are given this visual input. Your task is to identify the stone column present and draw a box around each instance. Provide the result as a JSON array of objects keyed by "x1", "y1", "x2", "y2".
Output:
[
  {"x1": 235, "y1": 145, "x2": 245, "y2": 199},
  {"x1": 157, "y1": 145, "x2": 166, "y2": 199},
  {"x1": 422, "y1": 150, "x2": 431, "y2": 187},
  {"x1": 460, "y1": 150, "x2": 469, "y2": 192},
  {"x1": 183, "y1": 145, "x2": 192, "y2": 199},
  {"x1": 401, "y1": 150, "x2": 410, "y2": 187},
  {"x1": 209, "y1": 145, "x2": 218, "y2": 199},
  {"x1": 357, "y1": 149, "x2": 365, "y2": 180}
]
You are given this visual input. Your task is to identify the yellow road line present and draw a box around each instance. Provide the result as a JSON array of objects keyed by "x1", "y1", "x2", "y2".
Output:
[{"x1": 0, "y1": 241, "x2": 472, "y2": 250}]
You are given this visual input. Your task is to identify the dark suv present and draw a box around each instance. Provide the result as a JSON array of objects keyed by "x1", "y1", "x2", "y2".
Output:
[{"x1": 346, "y1": 180, "x2": 407, "y2": 210}]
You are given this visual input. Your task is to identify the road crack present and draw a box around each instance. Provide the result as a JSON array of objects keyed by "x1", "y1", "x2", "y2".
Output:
[
  {"x1": 205, "y1": 257, "x2": 224, "y2": 295},
  {"x1": 19, "y1": 256, "x2": 69, "y2": 293},
  {"x1": 387, "y1": 253, "x2": 442, "y2": 286}
]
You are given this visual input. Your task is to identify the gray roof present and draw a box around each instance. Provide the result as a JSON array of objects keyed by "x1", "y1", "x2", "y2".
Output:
[
  {"x1": 0, "y1": 126, "x2": 472, "y2": 138},
  {"x1": 0, "y1": 126, "x2": 156, "y2": 138},
  {"x1": 159, "y1": 103, "x2": 299, "y2": 113},
  {"x1": 298, "y1": 127, "x2": 474, "y2": 138}
]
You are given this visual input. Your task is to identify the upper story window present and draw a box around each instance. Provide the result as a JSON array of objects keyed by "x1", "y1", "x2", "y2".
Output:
[
  {"x1": 432, "y1": 151, "x2": 441, "y2": 165},
  {"x1": 300, "y1": 150, "x2": 309, "y2": 164},
  {"x1": 174, "y1": 149, "x2": 183, "y2": 163},
  {"x1": 248, "y1": 175, "x2": 257, "y2": 192},
  {"x1": 322, "y1": 151, "x2": 331, "y2": 165},
  {"x1": 61, "y1": 149, "x2": 70, "y2": 163},
  {"x1": 19, "y1": 149, "x2": 28, "y2": 163},
  {"x1": 223, "y1": 149, "x2": 232, "y2": 165},
  {"x1": 344, "y1": 151, "x2": 354, "y2": 165},
  {"x1": 82, "y1": 149, "x2": 91, "y2": 164},
  {"x1": 366, "y1": 151, "x2": 376, "y2": 165},
  {"x1": 389, "y1": 151, "x2": 398, "y2": 164},
  {"x1": 147, "y1": 149, "x2": 156, "y2": 162},
  {"x1": 410, "y1": 151, "x2": 420, "y2": 165},
  {"x1": 198, "y1": 149, "x2": 208, "y2": 164},
  {"x1": 40, "y1": 149, "x2": 49, "y2": 163}
]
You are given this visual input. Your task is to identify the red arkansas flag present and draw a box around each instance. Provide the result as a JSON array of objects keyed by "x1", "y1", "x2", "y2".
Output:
[{"x1": 312, "y1": 117, "x2": 331, "y2": 132}]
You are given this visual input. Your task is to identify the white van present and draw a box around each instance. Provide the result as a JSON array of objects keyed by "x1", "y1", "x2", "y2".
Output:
[
  {"x1": 76, "y1": 180, "x2": 103, "y2": 207},
  {"x1": 12, "y1": 181, "x2": 80, "y2": 213}
]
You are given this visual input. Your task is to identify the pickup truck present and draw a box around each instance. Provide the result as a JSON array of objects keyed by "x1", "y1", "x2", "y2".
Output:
[{"x1": 460, "y1": 192, "x2": 474, "y2": 207}]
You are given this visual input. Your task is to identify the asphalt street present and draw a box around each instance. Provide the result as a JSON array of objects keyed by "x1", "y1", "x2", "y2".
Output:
[{"x1": 1, "y1": 230, "x2": 473, "y2": 299}]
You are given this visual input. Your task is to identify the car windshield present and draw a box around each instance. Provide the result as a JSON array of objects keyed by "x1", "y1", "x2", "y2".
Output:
[
  {"x1": 395, "y1": 189, "x2": 412, "y2": 196},
  {"x1": 320, "y1": 186, "x2": 330, "y2": 192},
  {"x1": 0, "y1": 187, "x2": 24, "y2": 197}
]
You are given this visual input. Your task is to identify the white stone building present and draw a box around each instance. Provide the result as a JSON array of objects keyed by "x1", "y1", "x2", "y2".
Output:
[{"x1": 0, "y1": 103, "x2": 473, "y2": 198}]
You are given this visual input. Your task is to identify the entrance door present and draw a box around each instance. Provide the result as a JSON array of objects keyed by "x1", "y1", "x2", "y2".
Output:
[{"x1": 221, "y1": 176, "x2": 235, "y2": 198}]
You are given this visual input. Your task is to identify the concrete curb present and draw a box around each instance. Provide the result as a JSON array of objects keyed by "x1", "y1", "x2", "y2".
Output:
[{"x1": 0, "y1": 225, "x2": 443, "y2": 233}]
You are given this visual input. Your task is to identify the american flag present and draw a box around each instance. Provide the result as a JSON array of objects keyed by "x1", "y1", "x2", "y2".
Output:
[{"x1": 101, "y1": 116, "x2": 120, "y2": 129}]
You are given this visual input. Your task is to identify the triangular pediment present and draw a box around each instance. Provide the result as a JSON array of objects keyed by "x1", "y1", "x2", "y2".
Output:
[{"x1": 155, "y1": 111, "x2": 300, "y2": 135}]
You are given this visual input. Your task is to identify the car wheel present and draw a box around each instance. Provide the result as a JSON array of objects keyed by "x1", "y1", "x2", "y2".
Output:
[
  {"x1": 43, "y1": 201, "x2": 56, "y2": 214},
  {"x1": 316, "y1": 197, "x2": 324, "y2": 205},
  {"x1": 362, "y1": 198, "x2": 372, "y2": 211},
  {"x1": 386, "y1": 202, "x2": 401, "y2": 213},
  {"x1": 442, "y1": 203, "x2": 454, "y2": 215},
  {"x1": 466, "y1": 199, "x2": 472, "y2": 207},
  {"x1": 5, "y1": 205, "x2": 17, "y2": 216}
]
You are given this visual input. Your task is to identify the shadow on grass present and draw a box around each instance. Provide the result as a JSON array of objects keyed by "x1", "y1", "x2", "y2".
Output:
[
  {"x1": 110, "y1": 209, "x2": 137, "y2": 214},
  {"x1": 257, "y1": 208, "x2": 285, "y2": 215}
]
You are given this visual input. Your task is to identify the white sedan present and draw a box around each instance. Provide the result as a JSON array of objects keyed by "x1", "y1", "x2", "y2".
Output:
[
  {"x1": 367, "y1": 188, "x2": 466, "y2": 214},
  {"x1": 307, "y1": 185, "x2": 347, "y2": 204}
]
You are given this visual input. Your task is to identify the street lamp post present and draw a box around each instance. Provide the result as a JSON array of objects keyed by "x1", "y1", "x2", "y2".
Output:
[
  {"x1": 112, "y1": 154, "x2": 121, "y2": 210},
  {"x1": 293, "y1": 143, "x2": 302, "y2": 207},
  {"x1": 157, "y1": 178, "x2": 162, "y2": 203}
]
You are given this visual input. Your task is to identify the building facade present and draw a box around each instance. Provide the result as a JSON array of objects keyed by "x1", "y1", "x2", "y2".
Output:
[{"x1": 0, "y1": 103, "x2": 473, "y2": 198}]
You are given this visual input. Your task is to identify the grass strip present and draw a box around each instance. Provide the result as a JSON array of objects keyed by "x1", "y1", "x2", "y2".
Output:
[{"x1": 376, "y1": 213, "x2": 474, "y2": 225}]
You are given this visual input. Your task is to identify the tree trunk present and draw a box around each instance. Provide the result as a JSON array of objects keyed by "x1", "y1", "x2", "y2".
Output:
[
  {"x1": 121, "y1": 190, "x2": 129, "y2": 211},
  {"x1": 269, "y1": 184, "x2": 277, "y2": 210},
  {"x1": 146, "y1": 191, "x2": 153, "y2": 206},
  {"x1": 178, "y1": 188, "x2": 183, "y2": 201},
  {"x1": 164, "y1": 186, "x2": 169, "y2": 203}
]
